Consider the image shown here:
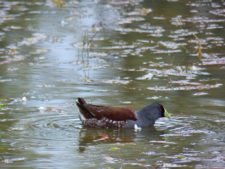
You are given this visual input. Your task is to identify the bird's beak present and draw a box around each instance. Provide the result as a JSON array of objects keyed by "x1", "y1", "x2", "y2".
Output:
[{"x1": 164, "y1": 109, "x2": 171, "y2": 118}]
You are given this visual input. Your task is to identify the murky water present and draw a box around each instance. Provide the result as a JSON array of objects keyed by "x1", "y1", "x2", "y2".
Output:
[{"x1": 0, "y1": 0, "x2": 225, "y2": 168}]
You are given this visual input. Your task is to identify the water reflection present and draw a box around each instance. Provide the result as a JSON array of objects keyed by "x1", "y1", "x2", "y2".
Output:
[{"x1": 78, "y1": 127, "x2": 164, "y2": 153}]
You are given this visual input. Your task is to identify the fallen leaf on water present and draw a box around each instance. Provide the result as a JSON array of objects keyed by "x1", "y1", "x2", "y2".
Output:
[
  {"x1": 93, "y1": 134, "x2": 109, "y2": 142},
  {"x1": 0, "y1": 103, "x2": 6, "y2": 109},
  {"x1": 140, "y1": 8, "x2": 152, "y2": 16},
  {"x1": 52, "y1": 0, "x2": 64, "y2": 7},
  {"x1": 110, "y1": 147, "x2": 120, "y2": 151},
  {"x1": 176, "y1": 155, "x2": 186, "y2": 159}
]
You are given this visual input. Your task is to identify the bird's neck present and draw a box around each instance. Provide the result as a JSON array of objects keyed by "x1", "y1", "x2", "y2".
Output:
[{"x1": 136, "y1": 112, "x2": 155, "y2": 127}]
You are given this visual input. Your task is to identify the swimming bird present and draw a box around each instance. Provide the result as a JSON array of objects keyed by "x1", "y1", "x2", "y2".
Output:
[{"x1": 76, "y1": 98, "x2": 170, "y2": 128}]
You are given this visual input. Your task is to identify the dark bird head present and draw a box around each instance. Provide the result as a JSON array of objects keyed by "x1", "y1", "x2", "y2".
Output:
[{"x1": 136, "y1": 103, "x2": 170, "y2": 127}]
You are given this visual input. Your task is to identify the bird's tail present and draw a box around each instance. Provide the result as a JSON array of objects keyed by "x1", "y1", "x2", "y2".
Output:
[
  {"x1": 76, "y1": 98, "x2": 86, "y2": 106},
  {"x1": 76, "y1": 98, "x2": 93, "y2": 121}
]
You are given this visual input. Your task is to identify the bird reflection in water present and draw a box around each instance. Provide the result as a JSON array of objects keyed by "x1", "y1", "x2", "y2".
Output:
[{"x1": 78, "y1": 127, "x2": 165, "y2": 153}]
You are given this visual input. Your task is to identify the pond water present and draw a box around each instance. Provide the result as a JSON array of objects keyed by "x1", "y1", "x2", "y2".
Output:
[{"x1": 0, "y1": 0, "x2": 225, "y2": 168}]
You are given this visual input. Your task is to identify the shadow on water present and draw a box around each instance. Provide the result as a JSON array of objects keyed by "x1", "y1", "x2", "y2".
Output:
[{"x1": 78, "y1": 127, "x2": 164, "y2": 153}]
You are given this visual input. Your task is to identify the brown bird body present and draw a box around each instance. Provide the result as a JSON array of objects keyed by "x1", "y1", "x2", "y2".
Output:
[{"x1": 76, "y1": 98, "x2": 136, "y2": 122}]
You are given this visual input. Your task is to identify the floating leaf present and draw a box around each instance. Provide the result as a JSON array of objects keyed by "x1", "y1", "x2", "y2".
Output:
[
  {"x1": 193, "y1": 34, "x2": 203, "y2": 60},
  {"x1": 52, "y1": 0, "x2": 64, "y2": 7},
  {"x1": 197, "y1": 45, "x2": 203, "y2": 60},
  {"x1": 0, "y1": 103, "x2": 6, "y2": 109},
  {"x1": 176, "y1": 155, "x2": 186, "y2": 159},
  {"x1": 93, "y1": 134, "x2": 109, "y2": 142},
  {"x1": 140, "y1": 8, "x2": 152, "y2": 16},
  {"x1": 110, "y1": 147, "x2": 120, "y2": 151}
]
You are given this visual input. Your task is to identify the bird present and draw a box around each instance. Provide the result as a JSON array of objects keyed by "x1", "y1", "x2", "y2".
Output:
[{"x1": 76, "y1": 98, "x2": 170, "y2": 128}]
